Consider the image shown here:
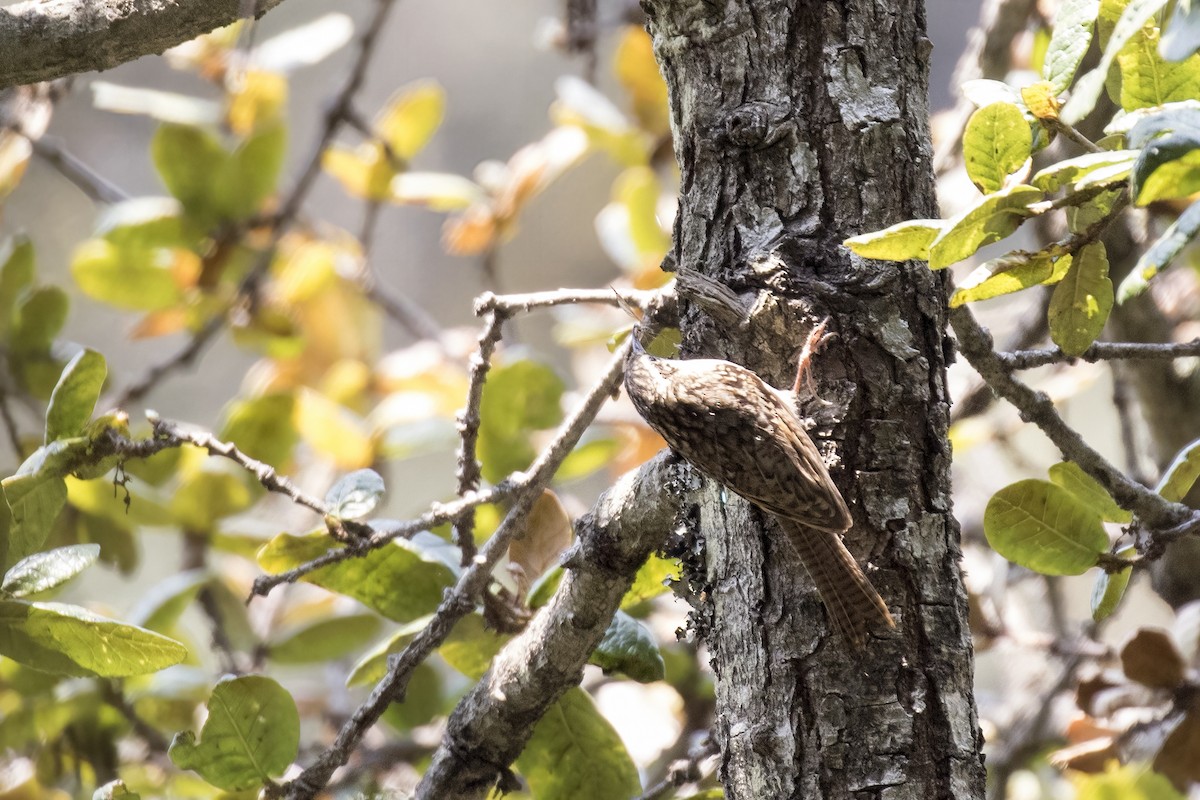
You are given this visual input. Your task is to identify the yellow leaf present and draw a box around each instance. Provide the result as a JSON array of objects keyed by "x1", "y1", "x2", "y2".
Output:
[
  {"x1": 443, "y1": 205, "x2": 499, "y2": 255},
  {"x1": 0, "y1": 131, "x2": 31, "y2": 200},
  {"x1": 226, "y1": 70, "x2": 288, "y2": 135},
  {"x1": 390, "y1": 172, "x2": 484, "y2": 211},
  {"x1": 614, "y1": 27, "x2": 669, "y2": 136},
  {"x1": 130, "y1": 308, "x2": 189, "y2": 339},
  {"x1": 1020, "y1": 80, "x2": 1060, "y2": 120},
  {"x1": 295, "y1": 388, "x2": 374, "y2": 468},
  {"x1": 375, "y1": 80, "x2": 445, "y2": 161},
  {"x1": 275, "y1": 240, "x2": 338, "y2": 303},
  {"x1": 322, "y1": 144, "x2": 393, "y2": 201}
]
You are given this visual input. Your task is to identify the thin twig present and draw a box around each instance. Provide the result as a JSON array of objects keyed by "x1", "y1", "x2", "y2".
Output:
[
  {"x1": 102, "y1": 680, "x2": 171, "y2": 753},
  {"x1": 998, "y1": 338, "x2": 1200, "y2": 370},
  {"x1": 148, "y1": 413, "x2": 329, "y2": 516},
  {"x1": 950, "y1": 305, "x2": 1193, "y2": 532},
  {"x1": 277, "y1": 341, "x2": 633, "y2": 800},
  {"x1": 29, "y1": 135, "x2": 129, "y2": 204},
  {"x1": 476, "y1": 287, "x2": 661, "y2": 315},
  {"x1": 452, "y1": 311, "x2": 506, "y2": 564}
]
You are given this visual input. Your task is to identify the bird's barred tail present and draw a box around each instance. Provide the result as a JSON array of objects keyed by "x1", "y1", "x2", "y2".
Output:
[{"x1": 780, "y1": 519, "x2": 895, "y2": 648}]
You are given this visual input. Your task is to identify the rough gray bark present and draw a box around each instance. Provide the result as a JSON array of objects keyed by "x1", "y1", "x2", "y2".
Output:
[
  {"x1": 642, "y1": 0, "x2": 986, "y2": 797},
  {"x1": 0, "y1": 0, "x2": 286, "y2": 90}
]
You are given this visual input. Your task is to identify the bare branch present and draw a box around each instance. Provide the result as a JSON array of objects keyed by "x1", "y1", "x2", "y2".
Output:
[
  {"x1": 452, "y1": 311, "x2": 505, "y2": 563},
  {"x1": 949, "y1": 305, "x2": 1193, "y2": 531},
  {"x1": 278, "y1": 340, "x2": 634, "y2": 799},
  {"x1": 0, "y1": 0, "x2": 287, "y2": 90},
  {"x1": 998, "y1": 339, "x2": 1200, "y2": 370},
  {"x1": 416, "y1": 452, "x2": 686, "y2": 799}
]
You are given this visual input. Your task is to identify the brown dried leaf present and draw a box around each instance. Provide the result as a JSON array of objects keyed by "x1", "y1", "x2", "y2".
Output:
[
  {"x1": 508, "y1": 489, "x2": 573, "y2": 600},
  {"x1": 1050, "y1": 735, "x2": 1119, "y2": 774},
  {"x1": 1154, "y1": 706, "x2": 1200, "y2": 792},
  {"x1": 1121, "y1": 628, "x2": 1186, "y2": 689}
]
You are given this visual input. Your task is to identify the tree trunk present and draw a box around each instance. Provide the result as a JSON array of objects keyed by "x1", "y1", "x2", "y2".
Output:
[{"x1": 641, "y1": 1, "x2": 986, "y2": 797}]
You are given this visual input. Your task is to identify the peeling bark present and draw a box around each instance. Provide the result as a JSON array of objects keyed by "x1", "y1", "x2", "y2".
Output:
[{"x1": 641, "y1": 0, "x2": 986, "y2": 797}]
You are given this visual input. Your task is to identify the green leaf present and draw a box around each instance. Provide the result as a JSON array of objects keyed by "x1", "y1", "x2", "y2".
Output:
[
  {"x1": 1063, "y1": 0, "x2": 1174, "y2": 122},
  {"x1": 67, "y1": 474, "x2": 174, "y2": 528},
  {"x1": 949, "y1": 252, "x2": 1072, "y2": 307},
  {"x1": 2, "y1": 470, "x2": 67, "y2": 570},
  {"x1": 1049, "y1": 461, "x2": 1133, "y2": 523},
  {"x1": 10, "y1": 286, "x2": 67, "y2": 353},
  {"x1": 266, "y1": 613, "x2": 382, "y2": 664},
  {"x1": 478, "y1": 359, "x2": 565, "y2": 484},
  {"x1": 1156, "y1": 437, "x2": 1200, "y2": 501},
  {"x1": 528, "y1": 566, "x2": 565, "y2": 608},
  {"x1": 842, "y1": 219, "x2": 943, "y2": 262},
  {"x1": 1, "y1": 544, "x2": 99, "y2": 597},
  {"x1": 964, "y1": 103, "x2": 1032, "y2": 193},
  {"x1": 215, "y1": 123, "x2": 287, "y2": 221},
  {"x1": 70, "y1": 237, "x2": 187, "y2": 312},
  {"x1": 170, "y1": 468, "x2": 254, "y2": 532},
  {"x1": 258, "y1": 533, "x2": 455, "y2": 622},
  {"x1": 1073, "y1": 762, "x2": 1185, "y2": 800},
  {"x1": 590, "y1": 610, "x2": 664, "y2": 682},
  {"x1": 168, "y1": 675, "x2": 299, "y2": 792},
  {"x1": 1091, "y1": 545, "x2": 1135, "y2": 621},
  {"x1": 219, "y1": 392, "x2": 297, "y2": 469},
  {"x1": 127, "y1": 569, "x2": 211, "y2": 632},
  {"x1": 1048, "y1": 241, "x2": 1113, "y2": 356},
  {"x1": 1031, "y1": 150, "x2": 1138, "y2": 192},
  {"x1": 78, "y1": 512, "x2": 138, "y2": 575},
  {"x1": 345, "y1": 615, "x2": 432, "y2": 686},
  {"x1": 1118, "y1": 23, "x2": 1200, "y2": 111},
  {"x1": 1122, "y1": 198, "x2": 1200, "y2": 305},
  {"x1": 325, "y1": 469, "x2": 385, "y2": 520},
  {"x1": 1127, "y1": 107, "x2": 1200, "y2": 203},
  {"x1": 984, "y1": 479, "x2": 1108, "y2": 575},
  {"x1": 0, "y1": 599, "x2": 187, "y2": 676},
  {"x1": 439, "y1": 612, "x2": 508, "y2": 679},
  {"x1": 1044, "y1": 0, "x2": 1102, "y2": 93},
  {"x1": 0, "y1": 234, "x2": 35, "y2": 333},
  {"x1": 621, "y1": 554, "x2": 679, "y2": 609},
  {"x1": 558, "y1": 436, "x2": 622, "y2": 481},
  {"x1": 152, "y1": 124, "x2": 228, "y2": 222},
  {"x1": 928, "y1": 185, "x2": 1044, "y2": 268},
  {"x1": 516, "y1": 688, "x2": 641, "y2": 800},
  {"x1": 45, "y1": 349, "x2": 107, "y2": 443},
  {"x1": 380, "y1": 661, "x2": 443, "y2": 731}
]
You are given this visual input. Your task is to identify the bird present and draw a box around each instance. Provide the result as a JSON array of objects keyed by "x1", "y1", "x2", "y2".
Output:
[{"x1": 622, "y1": 324, "x2": 894, "y2": 647}]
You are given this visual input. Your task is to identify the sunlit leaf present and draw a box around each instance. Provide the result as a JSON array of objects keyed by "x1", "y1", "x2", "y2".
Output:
[
  {"x1": 1048, "y1": 242, "x2": 1113, "y2": 356},
  {"x1": 928, "y1": 185, "x2": 1043, "y2": 268},
  {"x1": 1043, "y1": 0, "x2": 1101, "y2": 93},
  {"x1": 843, "y1": 219, "x2": 942, "y2": 262},
  {"x1": 1049, "y1": 461, "x2": 1132, "y2": 523},
  {"x1": 0, "y1": 599, "x2": 187, "y2": 677},
  {"x1": 963, "y1": 102, "x2": 1032, "y2": 192},
  {"x1": 950, "y1": 252, "x2": 1072, "y2": 307},
  {"x1": 439, "y1": 611, "x2": 508, "y2": 680},
  {"x1": 44, "y1": 349, "x2": 106, "y2": 444},
  {"x1": 984, "y1": 479, "x2": 1108, "y2": 575},
  {"x1": 1, "y1": 544, "x2": 99, "y2": 598},
  {"x1": 376, "y1": 80, "x2": 445, "y2": 161},
  {"x1": 295, "y1": 388, "x2": 375, "y2": 469},
  {"x1": 1156, "y1": 437, "x2": 1200, "y2": 501}
]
